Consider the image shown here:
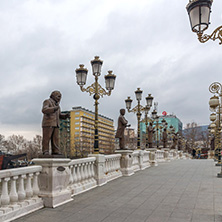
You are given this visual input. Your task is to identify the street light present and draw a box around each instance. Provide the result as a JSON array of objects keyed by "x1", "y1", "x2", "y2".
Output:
[
  {"x1": 186, "y1": 0, "x2": 222, "y2": 44},
  {"x1": 209, "y1": 82, "x2": 222, "y2": 177},
  {"x1": 75, "y1": 56, "x2": 116, "y2": 154},
  {"x1": 144, "y1": 94, "x2": 154, "y2": 148},
  {"x1": 125, "y1": 88, "x2": 153, "y2": 149}
]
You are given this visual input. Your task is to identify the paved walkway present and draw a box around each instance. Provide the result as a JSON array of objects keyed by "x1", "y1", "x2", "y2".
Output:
[{"x1": 15, "y1": 159, "x2": 222, "y2": 222}]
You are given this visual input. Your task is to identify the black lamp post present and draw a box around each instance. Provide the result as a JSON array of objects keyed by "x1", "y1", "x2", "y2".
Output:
[
  {"x1": 125, "y1": 89, "x2": 153, "y2": 149},
  {"x1": 75, "y1": 56, "x2": 116, "y2": 154}
]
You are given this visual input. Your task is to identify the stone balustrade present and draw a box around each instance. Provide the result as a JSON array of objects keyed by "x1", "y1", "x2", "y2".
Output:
[
  {"x1": 69, "y1": 157, "x2": 97, "y2": 196},
  {"x1": 156, "y1": 150, "x2": 165, "y2": 162},
  {"x1": 0, "y1": 149, "x2": 190, "y2": 221},
  {"x1": 104, "y1": 154, "x2": 122, "y2": 182},
  {"x1": 0, "y1": 166, "x2": 43, "y2": 222}
]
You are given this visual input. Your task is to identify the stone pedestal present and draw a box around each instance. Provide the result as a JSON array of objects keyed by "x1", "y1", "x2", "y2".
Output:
[
  {"x1": 146, "y1": 148, "x2": 158, "y2": 166},
  {"x1": 32, "y1": 158, "x2": 73, "y2": 208},
  {"x1": 88, "y1": 154, "x2": 107, "y2": 186},
  {"x1": 115, "y1": 150, "x2": 134, "y2": 176}
]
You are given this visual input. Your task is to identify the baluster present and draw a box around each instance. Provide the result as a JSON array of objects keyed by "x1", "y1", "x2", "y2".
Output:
[
  {"x1": 26, "y1": 173, "x2": 33, "y2": 199},
  {"x1": 10, "y1": 176, "x2": 19, "y2": 205},
  {"x1": 104, "y1": 160, "x2": 108, "y2": 175},
  {"x1": 69, "y1": 165, "x2": 74, "y2": 186},
  {"x1": 1, "y1": 177, "x2": 10, "y2": 206},
  {"x1": 81, "y1": 163, "x2": 85, "y2": 184},
  {"x1": 33, "y1": 172, "x2": 40, "y2": 196},
  {"x1": 73, "y1": 165, "x2": 77, "y2": 187},
  {"x1": 77, "y1": 164, "x2": 81, "y2": 186},
  {"x1": 88, "y1": 162, "x2": 92, "y2": 183},
  {"x1": 91, "y1": 162, "x2": 95, "y2": 182},
  {"x1": 110, "y1": 159, "x2": 113, "y2": 174},
  {"x1": 84, "y1": 163, "x2": 89, "y2": 184},
  {"x1": 18, "y1": 175, "x2": 26, "y2": 202}
]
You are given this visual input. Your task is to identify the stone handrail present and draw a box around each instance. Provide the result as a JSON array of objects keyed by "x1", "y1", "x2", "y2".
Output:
[
  {"x1": 69, "y1": 157, "x2": 97, "y2": 196},
  {"x1": 0, "y1": 166, "x2": 43, "y2": 222}
]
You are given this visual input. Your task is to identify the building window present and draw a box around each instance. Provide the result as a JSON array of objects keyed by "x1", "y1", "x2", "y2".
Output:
[
  {"x1": 75, "y1": 122, "x2": 79, "y2": 125},
  {"x1": 75, "y1": 112, "x2": 79, "y2": 115},
  {"x1": 75, "y1": 127, "x2": 79, "y2": 130},
  {"x1": 75, "y1": 117, "x2": 79, "y2": 120}
]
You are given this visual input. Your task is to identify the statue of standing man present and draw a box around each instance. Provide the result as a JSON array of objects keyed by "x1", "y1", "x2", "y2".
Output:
[
  {"x1": 115, "y1": 109, "x2": 130, "y2": 150},
  {"x1": 41, "y1": 90, "x2": 69, "y2": 156},
  {"x1": 148, "y1": 122, "x2": 154, "y2": 148}
]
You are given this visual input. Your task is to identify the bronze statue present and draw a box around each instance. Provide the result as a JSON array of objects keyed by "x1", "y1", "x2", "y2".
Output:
[
  {"x1": 41, "y1": 90, "x2": 69, "y2": 155},
  {"x1": 178, "y1": 136, "x2": 182, "y2": 150},
  {"x1": 162, "y1": 128, "x2": 168, "y2": 148},
  {"x1": 148, "y1": 122, "x2": 154, "y2": 148},
  {"x1": 171, "y1": 133, "x2": 177, "y2": 149},
  {"x1": 115, "y1": 109, "x2": 130, "y2": 149}
]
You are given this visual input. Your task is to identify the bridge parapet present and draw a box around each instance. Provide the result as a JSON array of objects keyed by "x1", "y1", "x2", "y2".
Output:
[{"x1": 0, "y1": 166, "x2": 43, "y2": 222}]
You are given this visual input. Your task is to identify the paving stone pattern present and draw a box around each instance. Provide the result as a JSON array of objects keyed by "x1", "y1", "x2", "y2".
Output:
[{"x1": 14, "y1": 159, "x2": 222, "y2": 222}]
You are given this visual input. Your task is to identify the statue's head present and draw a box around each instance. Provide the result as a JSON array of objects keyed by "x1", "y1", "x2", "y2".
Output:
[
  {"x1": 50, "y1": 90, "x2": 62, "y2": 103},
  {"x1": 150, "y1": 122, "x2": 153, "y2": 126},
  {"x1": 120, "y1": 109, "x2": 125, "y2": 115}
]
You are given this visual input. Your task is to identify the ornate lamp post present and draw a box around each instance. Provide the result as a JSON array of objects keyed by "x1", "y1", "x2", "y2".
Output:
[
  {"x1": 125, "y1": 89, "x2": 153, "y2": 149},
  {"x1": 144, "y1": 94, "x2": 154, "y2": 148},
  {"x1": 151, "y1": 109, "x2": 160, "y2": 148},
  {"x1": 209, "y1": 117, "x2": 216, "y2": 160},
  {"x1": 186, "y1": 0, "x2": 222, "y2": 44},
  {"x1": 209, "y1": 82, "x2": 222, "y2": 177},
  {"x1": 75, "y1": 56, "x2": 116, "y2": 154}
]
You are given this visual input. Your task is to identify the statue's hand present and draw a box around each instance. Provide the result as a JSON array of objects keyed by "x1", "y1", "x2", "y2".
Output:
[{"x1": 54, "y1": 106, "x2": 59, "y2": 112}]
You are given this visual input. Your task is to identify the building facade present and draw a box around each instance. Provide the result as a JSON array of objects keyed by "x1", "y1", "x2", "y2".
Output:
[
  {"x1": 60, "y1": 106, "x2": 115, "y2": 157},
  {"x1": 140, "y1": 114, "x2": 183, "y2": 148}
]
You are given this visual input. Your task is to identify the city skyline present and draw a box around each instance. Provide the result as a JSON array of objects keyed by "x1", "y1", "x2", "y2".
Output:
[{"x1": 0, "y1": 0, "x2": 221, "y2": 139}]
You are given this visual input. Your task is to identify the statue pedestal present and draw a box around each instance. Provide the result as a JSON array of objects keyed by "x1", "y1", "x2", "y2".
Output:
[
  {"x1": 32, "y1": 158, "x2": 73, "y2": 208},
  {"x1": 115, "y1": 150, "x2": 134, "y2": 176}
]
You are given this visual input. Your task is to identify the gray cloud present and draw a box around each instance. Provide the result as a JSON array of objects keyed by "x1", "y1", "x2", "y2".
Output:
[{"x1": 0, "y1": 0, "x2": 222, "y2": 138}]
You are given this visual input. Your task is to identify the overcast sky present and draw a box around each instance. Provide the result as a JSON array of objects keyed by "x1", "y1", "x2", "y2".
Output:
[{"x1": 0, "y1": 0, "x2": 221, "y2": 139}]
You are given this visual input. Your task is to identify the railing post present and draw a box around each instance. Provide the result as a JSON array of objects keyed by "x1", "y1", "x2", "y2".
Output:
[
  {"x1": 88, "y1": 154, "x2": 107, "y2": 186},
  {"x1": 32, "y1": 158, "x2": 73, "y2": 208}
]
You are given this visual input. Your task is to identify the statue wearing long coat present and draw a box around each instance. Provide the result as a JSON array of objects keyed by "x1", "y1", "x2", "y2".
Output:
[
  {"x1": 115, "y1": 109, "x2": 128, "y2": 149},
  {"x1": 147, "y1": 122, "x2": 154, "y2": 148}
]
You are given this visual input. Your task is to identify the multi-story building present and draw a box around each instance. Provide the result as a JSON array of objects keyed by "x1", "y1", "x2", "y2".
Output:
[
  {"x1": 60, "y1": 106, "x2": 115, "y2": 157},
  {"x1": 140, "y1": 114, "x2": 183, "y2": 147}
]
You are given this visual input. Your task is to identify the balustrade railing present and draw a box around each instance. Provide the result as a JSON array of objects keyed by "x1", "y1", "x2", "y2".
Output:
[
  {"x1": 69, "y1": 157, "x2": 97, "y2": 196},
  {"x1": 104, "y1": 154, "x2": 122, "y2": 182},
  {"x1": 0, "y1": 166, "x2": 43, "y2": 222},
  {"x1": 156, "y1": 150, "x2": 165, "y2": 162}
]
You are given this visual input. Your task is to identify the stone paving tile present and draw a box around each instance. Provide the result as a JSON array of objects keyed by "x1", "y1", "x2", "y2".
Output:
[{"x1": 13, "y1": 159, "x2": 222, "y2": 222}]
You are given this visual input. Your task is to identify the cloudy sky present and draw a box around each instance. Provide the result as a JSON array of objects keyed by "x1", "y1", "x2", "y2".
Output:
[{"x1": 0, "y1": 0, "x2": 221, "y2": 139}]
